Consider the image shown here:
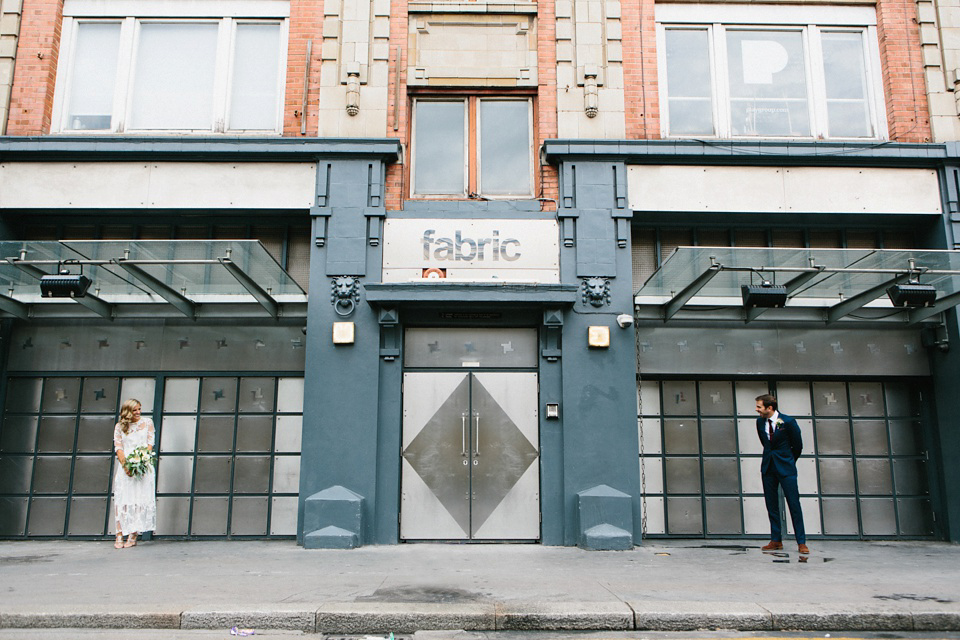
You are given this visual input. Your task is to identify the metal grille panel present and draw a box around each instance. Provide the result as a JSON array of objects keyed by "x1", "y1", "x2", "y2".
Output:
[
  {"x1": 639, "y1": 379, "x2": 933, "y2": 539},
  {"x1": 0, "y1": 373, "x2": 303, "y2": 539}
]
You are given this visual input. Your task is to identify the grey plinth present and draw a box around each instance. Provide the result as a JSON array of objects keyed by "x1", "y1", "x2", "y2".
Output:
[
  {"x1": 576, "y1": 484, "x2": 634, "y2": 550},
  {"x1": 303, "y1": 485, "x2": 364, "y2": 549}
]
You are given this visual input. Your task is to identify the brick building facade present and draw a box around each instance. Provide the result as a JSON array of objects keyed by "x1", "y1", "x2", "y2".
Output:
[{"x1": 1, "y1": 0, "x2": 959, "y2": 546}]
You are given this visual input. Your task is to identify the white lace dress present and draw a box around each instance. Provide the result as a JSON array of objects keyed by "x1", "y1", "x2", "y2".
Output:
[{"x1": 113, "y1": 418, "x2": 157, "y2": 534}]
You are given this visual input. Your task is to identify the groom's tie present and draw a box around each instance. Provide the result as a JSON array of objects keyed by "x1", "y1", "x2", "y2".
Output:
[{"x1": 767, "y1": 419, "x2": 774, "y2": 440}]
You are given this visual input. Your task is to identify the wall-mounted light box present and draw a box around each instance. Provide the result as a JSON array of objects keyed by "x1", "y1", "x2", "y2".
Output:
[
  {"x1": 588, "y1": 326, "x2": 609, "y2": 348},
  {"x1": 333, "y1": 322, "x2": 355, "y2": 344}
]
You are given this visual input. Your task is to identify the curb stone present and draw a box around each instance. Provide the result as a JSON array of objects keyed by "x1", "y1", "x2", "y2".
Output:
[
  {"x1": 495, "y1": 602, "x2": 633, "y2": 630},
  {"x1": 316, "y1": 603, "x2": 496, "y2": 634},
  {"x1": 180, "y1": 610, "x2": 315, "y2": 631},
  {"x1": 0, "y1": 612, "x2": 180, "y2": 629},
  {"x1": 913, "y1": 612, "x2": 960, "y2": 631},
  {"x1": 630, "y1": 601, "x2": 772, "y2": 631},
  {"x1": 3, "y1": 605, "x2": 960, "y2": 632}
]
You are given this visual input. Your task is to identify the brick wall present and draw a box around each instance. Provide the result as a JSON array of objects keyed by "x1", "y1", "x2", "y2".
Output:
[
  {"x1": 6, "y1": 0, "x2": 62, "y2": 135},
  {"x1": 384, "y1": 0, "x2": 407, "y2": 211},
  {"x1": 877, "y1": 0, "x2": 932, "y2": 141},
  {"x1": 1, "y1": 0, "x2": 937, "y2": 146},
  {"x1": 284, "y1": 0, "x2": 324, "y2": 136},
  {"x1": 538, "y1": 0, "x2": 558, "y2": 209},
  {"x1": 622, "y1": 0, "x2": 658, "y2": 139}
]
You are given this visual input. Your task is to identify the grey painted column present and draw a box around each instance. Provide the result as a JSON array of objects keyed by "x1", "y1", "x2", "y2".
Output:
[
  {"x1": 298, "y1": 158, "x2": 388, "y2": 548},
  {"x1": 556, "y1": 160, "x2": 642, "y2": 549},
  {"x1": 927, "y1": 165, "x2": 960, "y2": 542}
]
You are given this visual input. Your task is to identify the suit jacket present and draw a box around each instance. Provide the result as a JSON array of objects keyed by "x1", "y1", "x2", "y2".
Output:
[{"x1": 757, "y1": 413, "x2": 802, "y2": 477}]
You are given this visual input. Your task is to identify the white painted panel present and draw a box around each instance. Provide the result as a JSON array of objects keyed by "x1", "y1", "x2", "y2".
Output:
[
  {"x1": 472, "y1": 372, "x2": 539, "y2": 448},
  {"x1": 0, "y1": 162, "x2": 152, "y2": 208},
  {"x1": 797, "y1": 457, "x2": 818, "y2": 494},
  {"x1": 400, "y1": 458, "x2": 468, "y2": 539},
  {"x1": 473, "y1": 462, "x2": 540, "y2": 540},
  {"x1": 628, "y1": 165, "x2": 942, "y2": 215},
  {"x1": 629, "y1": 165, "x2": 785, "y2": 213},
  {"x1": 639, "y1": 418, "x2": 662, "y2": 454},
  {"x1": 147, "y1": 163, "x2": 315, "y2": 208},
  {"x1": 742, "y1": 496, "x2": 769, "y2": 534},
  {"x1": 738, "y1": 418, "x2": 763, "y2": 455},
  {"x1": 740, "y1": 458, "x2": 764, "y2": 494},
  {"x1": 383, "y1": 218, "x2": 560, "y2": 283},
  {"x1": 786, "y1": 497, "x2": 822, "y2": 536},
  {"x1": 642, "y1": 496, "x2": 665, "y2": 534},
  {"x1": 401, "y1": 372, "x2": 467, "y2": 448},
  {"x1": 782, "y1": 167, "x2": 941, "y2": 214},
  {"x1": 640, "y1": 457, "x2": 664, "y2": 494},
  {"x1": 64, "y1": 0, "x2": 290, "y2": 18},
  {"x1": 270, "y1": 497, "x2": 298, "y2": 535},
  {"x1": 0, "y1": 162, "x2": 316, "y2": 209}
]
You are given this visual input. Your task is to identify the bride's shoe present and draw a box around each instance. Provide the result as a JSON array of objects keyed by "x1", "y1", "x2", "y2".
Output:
[
  {"x1": 123, "y1": 532, "x2": 138, "y2": 548},
  {"x1": 114, "y1": 533, "x2": 125, "y2": 549}
]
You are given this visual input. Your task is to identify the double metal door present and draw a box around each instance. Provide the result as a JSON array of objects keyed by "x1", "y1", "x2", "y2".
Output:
[{"x1": 400, "y1": 371, "x2": 540, "y2": 540}]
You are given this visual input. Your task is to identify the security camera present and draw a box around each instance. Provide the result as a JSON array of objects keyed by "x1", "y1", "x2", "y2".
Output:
[{"x1": 616, "y1": 314, "x2": 634, "y2": 329}]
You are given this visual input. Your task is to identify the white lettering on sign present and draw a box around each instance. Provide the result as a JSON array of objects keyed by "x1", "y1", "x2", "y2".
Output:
[{"x1": 421, "y1": 229, "x2": 521, "y2": 262}]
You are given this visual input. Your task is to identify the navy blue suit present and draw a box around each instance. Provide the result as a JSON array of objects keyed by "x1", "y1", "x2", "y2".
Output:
[{"x1": 757, "y1": 412, "x2": 806, "y2": 544}]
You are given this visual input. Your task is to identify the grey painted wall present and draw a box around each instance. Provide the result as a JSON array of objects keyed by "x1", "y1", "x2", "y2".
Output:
[
  {"x1": 557, "y1": 161, "x2": 642, "y2": 544},
  {"x1": 299, "y1": 159, "x2": 387, "y2": 546}
]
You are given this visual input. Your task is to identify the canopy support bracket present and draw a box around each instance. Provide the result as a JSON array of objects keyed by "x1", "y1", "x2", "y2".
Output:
[{"x1": 219, "y1": 258, "x2": 280, "y2": 318}]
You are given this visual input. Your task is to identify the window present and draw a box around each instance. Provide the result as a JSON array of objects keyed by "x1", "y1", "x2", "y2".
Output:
[
  {"x1": 657, "y1": 5, "x2": 886, "y2": 140},
  {"x1": 55, "y1": 11, "x2": 287, "y2": 133},
  {"x1": 411, "y1": 97, "x2": 534, "y2": 198}
]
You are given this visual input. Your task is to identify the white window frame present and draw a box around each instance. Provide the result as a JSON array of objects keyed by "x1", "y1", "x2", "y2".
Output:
[
  {"x1": 411, "y1": 97, "x2": 470, "y2": 198},
  {"x1": 410, "y1": 96, "x2": 535, "y2": 199},
  {"x1": 476, "y1": 98, "x2": 535, "y2": 198},
  {"x1": 656, "y1": 4, "x2": 888, "y2": 141},
  {"x1": 53, "y1": 0, "x2": 288, "y2": 135}
]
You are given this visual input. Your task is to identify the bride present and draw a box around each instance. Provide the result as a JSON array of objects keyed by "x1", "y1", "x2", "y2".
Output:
[{"x1": 112, "y1": 398, "x2": 156, "y2": 549}]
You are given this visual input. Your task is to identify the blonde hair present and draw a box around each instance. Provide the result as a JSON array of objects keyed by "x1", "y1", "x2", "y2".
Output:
[{"x1": 118, "y1": 399, "x2": 142, "y2": 434}]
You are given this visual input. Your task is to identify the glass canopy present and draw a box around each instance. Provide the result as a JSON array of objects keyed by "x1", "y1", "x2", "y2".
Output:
[
  {"x1": 0, "y1": 240, "x2": 305, "y2": 318},
  {"x1": 636, "y1": 247, "x2": 960, "y2": 323}
]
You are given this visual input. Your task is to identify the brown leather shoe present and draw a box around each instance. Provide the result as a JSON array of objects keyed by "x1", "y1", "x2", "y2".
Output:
[
  {"x1": 798, "y1": 544, "x2": 810, "y2": 554},
  {"x1": 761, "y1": 541, "x2": 783, "y2": 551}
]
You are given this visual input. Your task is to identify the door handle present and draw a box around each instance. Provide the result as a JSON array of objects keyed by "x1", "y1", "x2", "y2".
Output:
[
  {"x1": 474, "y1": 412, "x2": 480, "y2": 455},
  {"x1": 461, "y1": 412, "x2": 467, "y2": 456}
]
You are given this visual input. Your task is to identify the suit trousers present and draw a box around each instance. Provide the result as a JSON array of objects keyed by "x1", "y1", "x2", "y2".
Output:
[{"x1": 762, "y1": 470, "x2": 806, "y2": 544}]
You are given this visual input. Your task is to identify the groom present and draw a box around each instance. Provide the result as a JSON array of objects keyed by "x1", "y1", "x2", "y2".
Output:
[{"x1": 755, "y1": 394, "x2": 809, "y2": 554}]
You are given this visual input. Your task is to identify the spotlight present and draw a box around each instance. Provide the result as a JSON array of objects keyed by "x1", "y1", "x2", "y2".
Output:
[
  {"x1": 741, "y1": 282, "x2": 787, "y2": 308},
  {"x1": 887, "y1": 283, "x2": 937, "y2": 308},
  {"x1": 40, "y1": 270, "x2": 91, "y2": 298}
]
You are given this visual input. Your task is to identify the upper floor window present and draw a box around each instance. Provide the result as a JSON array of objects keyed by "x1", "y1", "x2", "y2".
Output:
[
  {"x1": 411, "y1": 97, "x2": 534, "y2": 198},
  {"x1": 657, "y1": 5, "x2": 887, "y2": 140},
  {"x1": 54, "y1": 1, "x2": 288, "y2": 134}
]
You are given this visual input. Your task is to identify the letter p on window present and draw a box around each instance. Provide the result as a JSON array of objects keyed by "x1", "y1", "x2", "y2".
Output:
[{"x1": 741, "y1": 40, "x2": 789, "y2": 84}]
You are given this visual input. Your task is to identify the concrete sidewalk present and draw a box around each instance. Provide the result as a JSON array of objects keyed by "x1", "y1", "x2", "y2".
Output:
[{"x1": 1, "y1": 540, "x2": 958, "y2": 634}]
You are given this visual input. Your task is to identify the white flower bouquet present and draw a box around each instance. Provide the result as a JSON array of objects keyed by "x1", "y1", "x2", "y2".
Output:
[{"x1": 124, "y1": 446, "x2": 156, "y2": 477}]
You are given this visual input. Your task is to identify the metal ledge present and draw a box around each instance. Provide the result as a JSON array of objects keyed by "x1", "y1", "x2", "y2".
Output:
[
  {"x1": 364, "y1": 282, "x2": 579, "y2": 306},
  {"x1": 541, "y1": 139, "x2": 957, "y2": 167},
  {"x1": 0, "y1": 136, "x2": 404, "y2": 163}
]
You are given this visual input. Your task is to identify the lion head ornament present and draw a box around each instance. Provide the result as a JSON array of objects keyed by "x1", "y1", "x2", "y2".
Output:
[
  {"x1": 330, "y1": 276, "x2": 361, "y2": 316},
  {"x1": 581, "y1": 277, "x2": 611, "y2": 308}
]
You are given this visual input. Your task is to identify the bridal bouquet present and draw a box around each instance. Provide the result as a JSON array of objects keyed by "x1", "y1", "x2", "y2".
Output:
[{"x1": 124, "y1": 446, "x2": 156, "y2": 477}]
